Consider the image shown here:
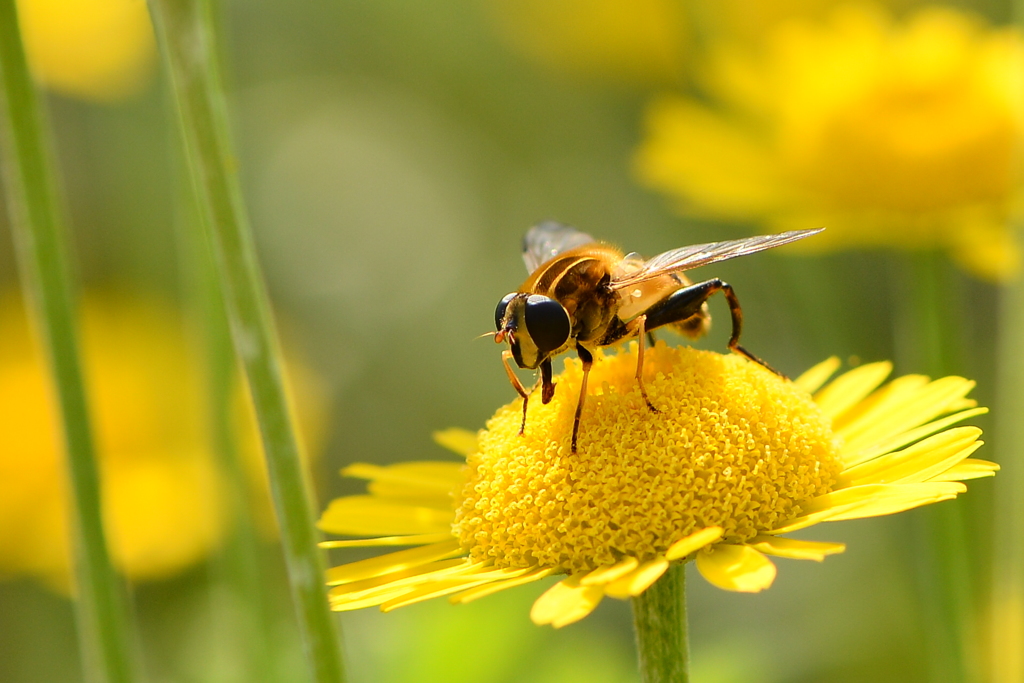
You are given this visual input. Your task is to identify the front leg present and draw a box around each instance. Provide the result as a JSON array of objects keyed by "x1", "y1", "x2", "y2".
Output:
[
  {"x1": 541, "y1": 358, "x2": 556, "y2": 404},
  {"x1": 502, "y1": 349, "x2": 531, "y2": 435},
  {"x1": 643, "y1": 278, "x2": 782, "y2": 376}
]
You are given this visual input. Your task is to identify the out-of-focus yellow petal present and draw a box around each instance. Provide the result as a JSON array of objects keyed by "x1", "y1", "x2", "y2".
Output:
[
  {"x1": 16, "y1": 0, "x2": 156, "y2": 102},
  {"x1": 432, "y1": 428, "x2": 479, "y2": 457},
  {"x1": 929, "y1": 459, "x2": 1000, "y2": 482},
  {"x1": 450, "y1": 567, "x2": 556, "y2": 605},
  {"x1": 603, "y1": 559, "x2": 670, "y2": 599},
  {"x1": 793, "y1": 356, "x2": 841, "y2": 394},
  {"x1": 747, "y1": 535, "x2": 845, "y2": 561},
  {"x1": 665, "y1": 526, "x2": 724, "y2": 561},
  {"x1": 635, "y1": 98, "x2": 785, "y2": 219},
  {"x1": 324, "y1": 540, "x2": 463, "y2": 586},
  {"x1": 696, "y1": 545, "x2": 776, "y2": 592},
  {"x1": 530, "y1": 576, "x2": 605, "y2": 628},
  {"x1": 579, "y1": 557, "x2": 639, "y2": 586},
  {"x1": 318, "y1": 496, "x2": 454, "y2": 536},
  {"x1": 486, "y1": 0, "x2": 687, "y2": 86}
]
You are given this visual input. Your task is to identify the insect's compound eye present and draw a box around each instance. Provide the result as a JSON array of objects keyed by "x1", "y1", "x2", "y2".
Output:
[
  {"x1": 524, "y1": 295, "x2": 570, "y2": 354},
  {"x1": 495, "y1": 293, "x2": 517, "y2": 331}
]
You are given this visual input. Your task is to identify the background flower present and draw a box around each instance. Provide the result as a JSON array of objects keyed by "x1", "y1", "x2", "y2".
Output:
[
  {"x1": 0, "y1": 291, "x2": 325, "y2": 590},
  {"x1": 635, "y1": 4, "x2": 1024, "y2": 281},
  {"x1": 15, "y1": 0, "x2": 156, "y2": 102},
  {"x1": 484, "y1": 0, "x2": 688, "y2": 87}
]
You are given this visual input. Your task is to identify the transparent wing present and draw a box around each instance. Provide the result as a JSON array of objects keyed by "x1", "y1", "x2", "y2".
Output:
[
  {"x1": 522, "y1": 221, "x2": 597, "y2": 273},
  {"x1": 609, "y1": 228, "x2": 824, "y2": 290}
]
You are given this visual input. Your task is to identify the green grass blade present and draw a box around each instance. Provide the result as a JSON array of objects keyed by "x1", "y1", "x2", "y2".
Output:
[
  {"x1": 0, "y1": 4, "x2": 139, "y2": 683},
  {"x1": 147, "y1": 1, "x2": 348, "y2": 681}
]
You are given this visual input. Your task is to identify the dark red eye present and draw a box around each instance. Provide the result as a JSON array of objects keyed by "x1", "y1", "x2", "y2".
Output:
[{"x1": 524, "y1": 295, "x2": 570, "y2": 354}]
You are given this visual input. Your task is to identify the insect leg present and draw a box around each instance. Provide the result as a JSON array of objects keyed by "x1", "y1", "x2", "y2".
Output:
[
  {"x1": 540, "y1": 357, "x2": 556, "y2": 404},
  {"x1": 635, "y1": 315, "x2": 658, "y2": 413},
  {"x1": 571, "y1": 344, "x2": 593, "y2": 453},
  {"x1": 644, "y1": 278, "x2": 782, "y2": 376},
  {"x1": 502, "y1": 349, "x2": 531, "y2": 435}
]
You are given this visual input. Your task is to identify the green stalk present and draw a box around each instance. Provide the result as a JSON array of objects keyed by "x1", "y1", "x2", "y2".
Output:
[
  {"x1": 894, "y1": 252, "x2": 977, "y2": 683},
  {"x1": 632, "y1": 564, "x2": 689, "y2": 683},
  {"x1": 174, "y1": 162, "x2": 278, "y2": 683},
  {"x1": 147, "y1": 1, "x2": 347, "y2": 682},
  {"x1": 0, "y1": 4, "x2": 139, "y2": 683},
  {"x1": 989, "y1": 231, "x2": 1024, "y2": 682}
]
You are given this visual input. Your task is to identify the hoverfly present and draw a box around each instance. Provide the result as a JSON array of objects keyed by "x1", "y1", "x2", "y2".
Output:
[{"x1": 494, "y1": 222, "x2": 823, "y2": 452}]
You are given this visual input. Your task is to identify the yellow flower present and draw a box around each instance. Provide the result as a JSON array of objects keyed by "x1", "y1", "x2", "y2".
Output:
[
  {"x1": 15, "y1": 0, "x2": 156, "y2": 102},
  {"x1": 484, "y1": 0, "x2": 688, "y2": 86},
  {"x1": 0, "y1": 291, "x2": 324, "y2": 590},
  {"x1": 634, "y1": 4, "x2": 1024, "y2": 281},
  {"x1": 319, "y1": 344, "x2": 995, "y2": 627}
]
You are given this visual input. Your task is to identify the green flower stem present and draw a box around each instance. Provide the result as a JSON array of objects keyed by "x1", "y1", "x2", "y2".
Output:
[
  {"x1": 174, "y1": 167, "x2": 277, "y2": 683},
  {"x1": 896, "y1": 252, "x2": 977, "y2": 683},
  {"x1": 990, "y1": 231, "x2": 1024, "y2": 681},
  {"x1": 632, "y1": 564, "x2": 689, "y2": 683},
  {"x1": 0, "y1": 4, "x2": 139, "y2": 683},
  {"x1": 147, "y1": 1, "x2": 347, "y2": 682}
]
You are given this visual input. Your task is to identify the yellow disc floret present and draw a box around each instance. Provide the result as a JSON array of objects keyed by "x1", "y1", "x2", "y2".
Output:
[{"x1": 453, "y1": 344, "x2": 841, "y2": 574}]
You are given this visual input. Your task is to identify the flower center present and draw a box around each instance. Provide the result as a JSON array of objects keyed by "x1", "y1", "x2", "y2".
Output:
[{"x1": 453, "y1": 345, "x2": 841, "y2": 574}]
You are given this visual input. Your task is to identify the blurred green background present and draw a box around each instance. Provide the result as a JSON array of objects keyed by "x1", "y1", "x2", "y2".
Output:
[{"x1": 0, "y1": 0, "x2": 1018, "y2": 681}]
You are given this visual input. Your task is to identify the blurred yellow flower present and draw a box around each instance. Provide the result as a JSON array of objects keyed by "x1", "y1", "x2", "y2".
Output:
[
  {"x1": 635, "y1": 4, "x2": 1024, "y2": 281},
  {"x1": 485, "y1": 0, "x2": 687, "y2": 86},
  {"x1": 319, "y1": 344, "x2": 994, "y2": 626},
  {"x1": 0, "y1": 291, "x2": 326, "y2": 590},
  {"x1": 16, "y1": 0, "x2": 156, "y2": 102}
]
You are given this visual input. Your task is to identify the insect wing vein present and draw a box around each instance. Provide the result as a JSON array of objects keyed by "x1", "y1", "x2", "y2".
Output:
[
  {"x1": 609, "y1": 228, "x2": 823, "y2": 290},
  {"x1": 522, "y1": 222, "x2": 598, "y2": 273}
]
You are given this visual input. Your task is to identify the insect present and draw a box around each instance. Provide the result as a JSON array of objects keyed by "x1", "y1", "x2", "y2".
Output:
[{"x1": 494, "y1": 222, "x2": 823, "y2": 452}]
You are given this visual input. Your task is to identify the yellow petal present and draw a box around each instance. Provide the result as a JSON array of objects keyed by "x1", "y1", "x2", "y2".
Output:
[
  {"x1": 329, "y1": 587, "x2": 414, "y2": 612},
  {"x1": 603, "y1": 558, "x2": 670, "y2": 599},
  {"x1": 840, "y1": 406, "x2": 987, "y2": 467},
  {"x1": 328, "y1": 558, "x2": 469, "y2": 604},
  {"x1": 747, "y1": 535, "x2": 845, "y2": 561},
  {"x1": 696, "y1": 545, "x2": 776, "y2": 592},
  {"x1": 329, "y1": 561, "x2": 505, "y2": 602},
  {"x1": 324, "y1": 540, "x2": 463, "y2": 585},
  {"x1": 531, "y1": 576, "x2": 605, "y2": 628},
  {"x1": 793, "y1": 357, "x2": 841, "y2": 394},
  {"x1": 329, "y1": 561, "x2": 468, "y2": 610},
  {"x1": 343, "y1": 462, "x2": 463, "y2": 501},
  {"x1": 665, "y1": 526, "x2": 724, "y2": 561},
  {"x1": 432, "y1": 428, "x2": 479, "y2": 457},
  {"x1": 381, "y1": 577, "x2": 499, "y2": 612},
  {"x1": 929, "y1": 458, "x2": 1000, "y2": 482},
  {"x1": 317, "y1": 496, "x2": 453, "y2": 536},
  {"x1": 319, "y1": 532, "x2": 453, "y2": 549},
  {"x1": 831, "y1": 373, "x2": 927, "y2": 435},
  {"x1": 837, "y1": 427, "x2": 983, "y2": 487},
  {"x1": 813, "y1": 362, "x2": 893, "y2": 420},
  {"x1": 839, "y1": 377, "x2": 977, "y2": 458},
  {"x1": 580, "y1": 557, "x2": 639, "y2": 586},
  {"x1": 450, "y1": 567, "x2": 556, "y2": 605},
  {"x1": 771, "y1": 482, "x2": 967, "y2": 534}
]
